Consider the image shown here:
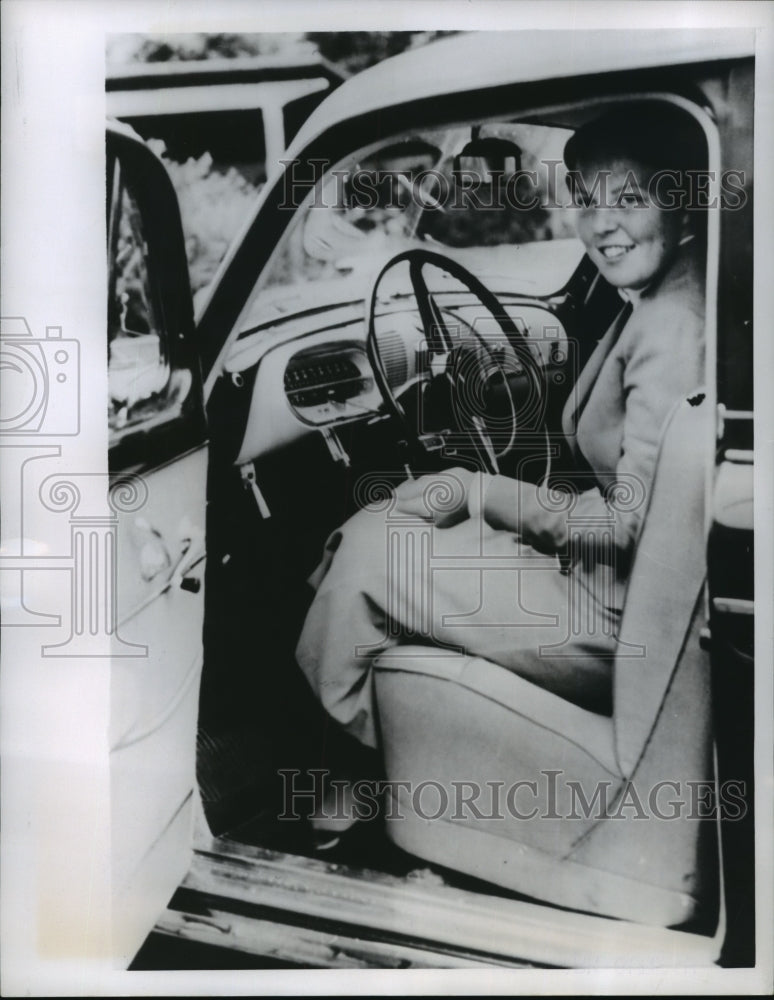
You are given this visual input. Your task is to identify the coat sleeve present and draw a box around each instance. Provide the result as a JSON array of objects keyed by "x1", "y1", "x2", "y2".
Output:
[{"x1": 483, "y1": 302, "x2": 705, "y2": 569}]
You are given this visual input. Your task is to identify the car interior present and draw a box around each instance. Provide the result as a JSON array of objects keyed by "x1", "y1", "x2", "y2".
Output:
[{"x1": 187, "y1": 96, "x2": 723, "y2": 938}]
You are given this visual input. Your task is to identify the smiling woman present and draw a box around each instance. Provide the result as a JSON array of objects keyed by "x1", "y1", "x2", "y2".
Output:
[
  {"x1": 296, "y1": 100, "x2": 707, "y2": 748},
  {"x1": 564, "y1": 103, "x2": 708, "y2": 290},
  {"x1": 279, "y1": 101, "x2": 717, "y2": 938}
]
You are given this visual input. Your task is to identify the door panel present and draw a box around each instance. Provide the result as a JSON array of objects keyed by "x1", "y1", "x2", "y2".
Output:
[
  {"x1": 106, "y1": 123, "x2": 206, "y2": 964},
  {"x1": 110, "y1": 449, "x2": 206, "y2": 918}
]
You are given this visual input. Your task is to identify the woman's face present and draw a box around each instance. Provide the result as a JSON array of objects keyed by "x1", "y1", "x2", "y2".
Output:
[{"x1": 574, "y1": 156, "x2": 686, "y2": 291}]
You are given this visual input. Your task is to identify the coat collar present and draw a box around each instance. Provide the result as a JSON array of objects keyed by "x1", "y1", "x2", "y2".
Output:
[{"x1": 618, "y1": 238, "x2": 704, "y2": 309}]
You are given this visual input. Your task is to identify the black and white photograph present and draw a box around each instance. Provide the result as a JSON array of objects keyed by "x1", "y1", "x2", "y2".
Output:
[{"x1": 2, "y1": 1, "x2": 773, "y2": 994}]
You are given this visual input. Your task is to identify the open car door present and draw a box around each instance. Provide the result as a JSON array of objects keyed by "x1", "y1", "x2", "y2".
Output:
[{"x1": 106, "y1": 121, "x2": 206, "y2": 965}]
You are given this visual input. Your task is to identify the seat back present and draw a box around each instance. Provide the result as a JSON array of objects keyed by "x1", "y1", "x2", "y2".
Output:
[{"x1": 613, "y1": 392, "x2": 710, "y2": 776}]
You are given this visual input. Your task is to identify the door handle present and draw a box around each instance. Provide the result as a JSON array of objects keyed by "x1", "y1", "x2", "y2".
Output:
[{"x1": 132, "y1": 517, "x2": 205, "y2": 590}]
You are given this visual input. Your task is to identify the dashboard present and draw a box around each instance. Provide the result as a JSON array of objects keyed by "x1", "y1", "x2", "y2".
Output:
[{"x1": 226, "y1": 299, "x2": 570, "y2": 466}]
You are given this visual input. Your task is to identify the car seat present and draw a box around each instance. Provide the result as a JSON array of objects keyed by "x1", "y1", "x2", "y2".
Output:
[{"x1": 373, "y1": 392, "x2": 717, "y2": 927}]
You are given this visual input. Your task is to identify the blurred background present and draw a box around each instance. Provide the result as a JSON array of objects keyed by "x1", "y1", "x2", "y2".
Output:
[{"x1": 107, "y1": 32, "x2": 456, "y2": 300}]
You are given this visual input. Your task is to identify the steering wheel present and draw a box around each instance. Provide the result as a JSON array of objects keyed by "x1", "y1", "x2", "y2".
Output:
[{"x1": 366, "y1": 248, "x2": 546, "y2": 475}]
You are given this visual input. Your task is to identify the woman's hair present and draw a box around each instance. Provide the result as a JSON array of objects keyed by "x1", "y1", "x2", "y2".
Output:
[{"x1": 563, "y1": 101, "x2": 707, "y2": 180}]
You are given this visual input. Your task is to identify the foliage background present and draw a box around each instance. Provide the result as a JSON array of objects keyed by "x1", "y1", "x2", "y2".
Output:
[{"x1": 107, "y1": 31, "x2": 454, "y2": 73}]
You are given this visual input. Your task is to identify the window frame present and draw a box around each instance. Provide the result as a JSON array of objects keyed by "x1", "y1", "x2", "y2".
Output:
[{"x1": 106, "y1": 125, "x2": 207, "y2": 474}]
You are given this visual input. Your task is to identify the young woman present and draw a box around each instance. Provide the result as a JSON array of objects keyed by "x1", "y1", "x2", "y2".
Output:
[{"x1": 296, "y1": 103, "x2": 707, "y2": 749}]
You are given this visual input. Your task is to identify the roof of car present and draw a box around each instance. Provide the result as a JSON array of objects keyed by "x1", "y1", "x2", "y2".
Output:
[
  {"x1": 106, "y1": 53, "x2": 346, "y2": 89},
  {"x1": 291, "y1": 28, "x2": 754, "y2": 151}
]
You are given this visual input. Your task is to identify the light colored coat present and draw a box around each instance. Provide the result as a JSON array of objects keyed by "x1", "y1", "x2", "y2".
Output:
[{"x1": 502, "y1": 244, "x2": 706, "y2": 610}]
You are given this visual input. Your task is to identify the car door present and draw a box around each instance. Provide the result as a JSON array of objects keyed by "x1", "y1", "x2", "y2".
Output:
[
  {"x1": 704, "y1": 60, "x2": 755, "y2": 968},
  {"x1": 106, "y1": 122, "x2": 207, "y2": 966}
]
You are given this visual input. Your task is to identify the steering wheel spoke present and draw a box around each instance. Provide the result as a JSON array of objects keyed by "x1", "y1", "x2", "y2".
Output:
[{"x1": 408, "y1": 258, "x2": 455, "y2": 355}]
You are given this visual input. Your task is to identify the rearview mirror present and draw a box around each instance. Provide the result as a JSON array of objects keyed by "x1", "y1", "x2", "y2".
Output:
[{"x1": 453, "y1": 136, "x2": 522, "y2": 185}]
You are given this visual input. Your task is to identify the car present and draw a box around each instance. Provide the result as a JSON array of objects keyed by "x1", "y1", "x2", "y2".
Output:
[{"x1": 48, "y1": 27, "x2": 768, "y2": 972}]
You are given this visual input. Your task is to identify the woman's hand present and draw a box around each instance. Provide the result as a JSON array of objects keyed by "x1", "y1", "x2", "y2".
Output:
[{"x1": 394, "y1": 467, "x2": 476, "y2": 528}]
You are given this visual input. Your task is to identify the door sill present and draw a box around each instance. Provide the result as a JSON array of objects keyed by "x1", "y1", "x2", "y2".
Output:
[{"x1": 147, "y1": 833, "x2": 722, "y2": 969}]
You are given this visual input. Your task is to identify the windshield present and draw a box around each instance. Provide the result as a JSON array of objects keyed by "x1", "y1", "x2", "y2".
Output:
[{"x1": 240, "y1": 120, "x2": 578, "y2": 331}]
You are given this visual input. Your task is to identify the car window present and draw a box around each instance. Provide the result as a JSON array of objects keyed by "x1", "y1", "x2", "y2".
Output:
[
  {"x1": 128, "y1": 112, "x2": 267, "y2": 302},
  {"x1": 107, "y1": 160, "x2": 193, "y2": 444},
  {"x1": 249, "y1": 120, "x2": 575, "y2": 314}
]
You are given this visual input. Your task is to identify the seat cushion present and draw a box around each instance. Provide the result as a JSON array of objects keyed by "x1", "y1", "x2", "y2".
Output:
[
  {"x1": 374, "y1": 648, "x2": 620, "y2": 864},
  {"x1": 374, "y1": 644, "x2": 714, "y2": 926},
  {"x1": 375, "y1": 647, "x2": 619, "y2": 774}
]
